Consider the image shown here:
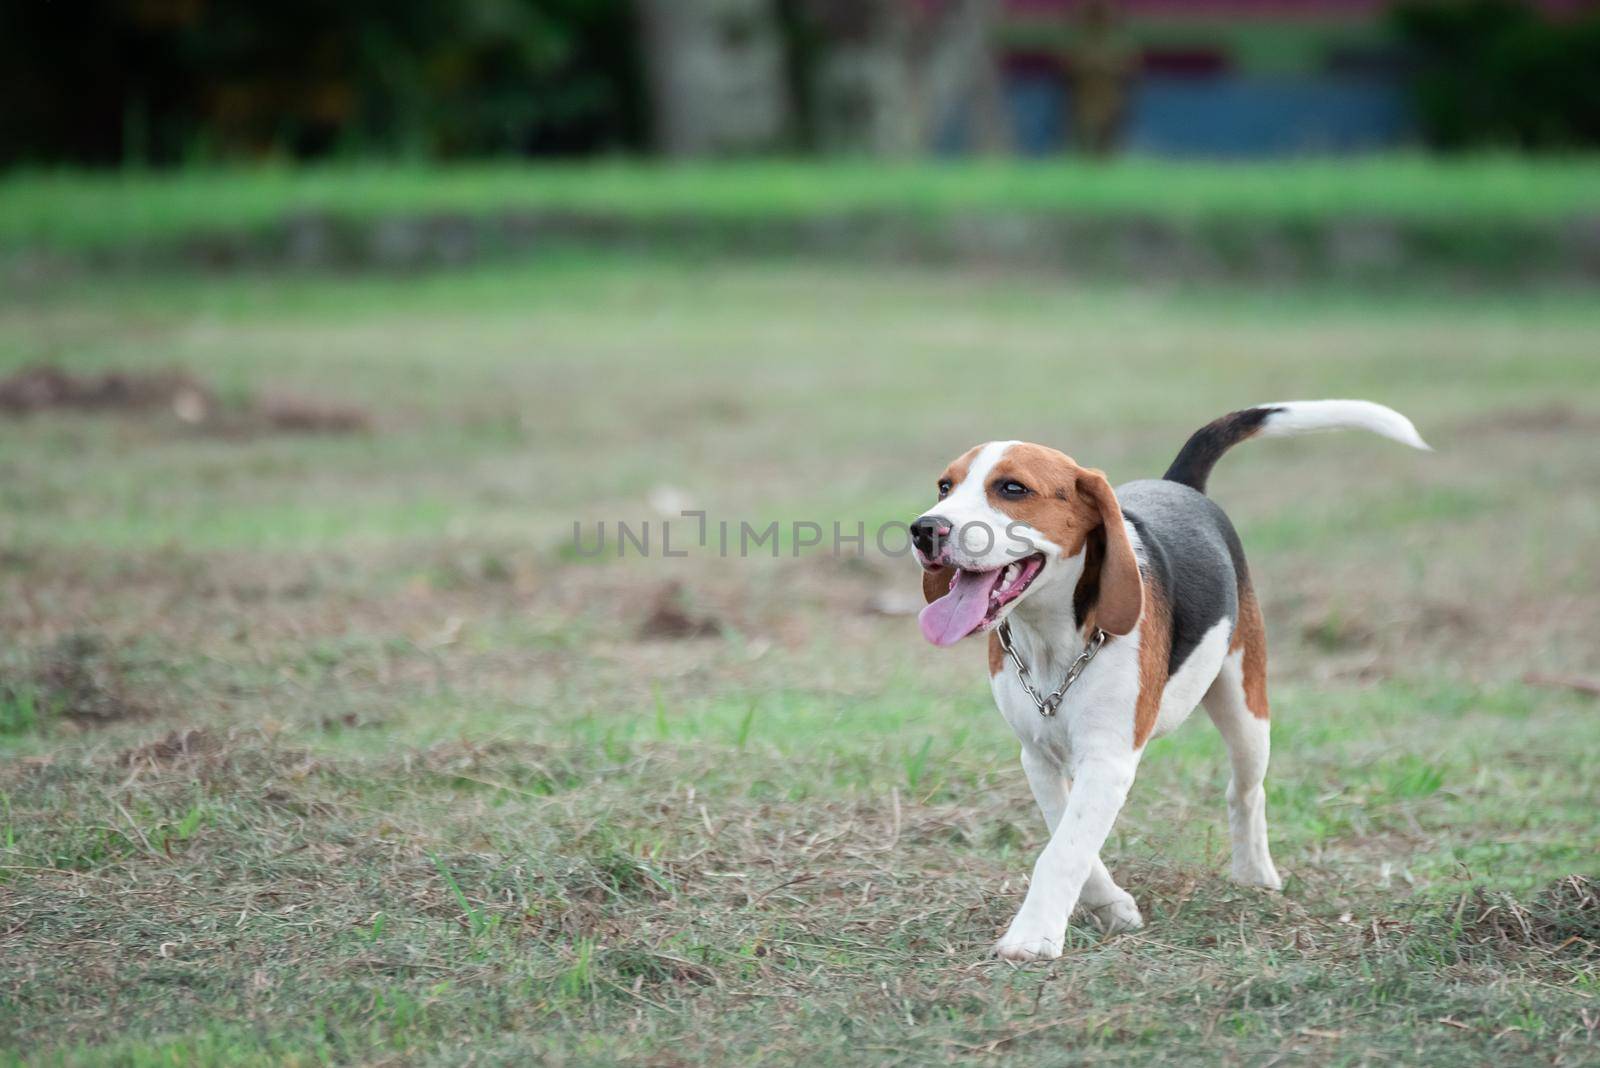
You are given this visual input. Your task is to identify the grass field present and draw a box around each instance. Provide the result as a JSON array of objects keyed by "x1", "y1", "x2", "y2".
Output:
[
  {"x1": 1, "y1": 251, "x2": 1597, "y2": 1064},
  {"x1": 4, "y1": 156, "x2": 1600, "y2": 252}
]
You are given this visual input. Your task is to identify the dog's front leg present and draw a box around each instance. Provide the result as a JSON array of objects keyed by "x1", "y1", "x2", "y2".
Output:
[
  {"x1": 996, "y1": 748, "x2": 1138, "y2": 961},
  {"x1": 1018, "y1": 748, "x2": 1144, "y2": 936}
]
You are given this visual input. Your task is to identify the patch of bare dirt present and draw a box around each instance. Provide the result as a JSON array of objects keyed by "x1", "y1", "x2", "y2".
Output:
[
  {"x1": 117, "y1": 727, "x2": 221, "y2": 767},
  {"x1": 252, "y1": 394, "x2": 371, "y2": 435},
  {"x1": 1466, "y1": 404, "x2": 1600, "y2": 437},
  {"x1": 638, "y1": 582, "x2": 722, "y2": 640},
  {"x1": 1300, "y1": 611, "x2": 1379, "y2": 652},
  {"x1": 11, "y1": 631, "x2": 151, "y2": 725},
  {"x1": 642, "y1": 393, "x2": 749, "y2": 433},
  {"x1": 0, "y1": 364, "x2": 210, "y2": 416},
  {"x1": 1521, "y1": 672, "x2": 1600, "y2": 698},
  {"x1": 0, "y1": 363, "x2": 370, "y2": 436}
]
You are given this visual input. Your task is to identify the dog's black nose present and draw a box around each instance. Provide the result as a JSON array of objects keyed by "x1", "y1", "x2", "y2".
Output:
[{"x1": 910, "y1": 515, "x2": 952, "y2": 559}]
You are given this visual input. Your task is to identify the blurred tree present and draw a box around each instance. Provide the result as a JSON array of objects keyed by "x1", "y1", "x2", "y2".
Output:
[
  {"x1": 780, "y1": 0, "x2": 917, "y2": 155},
  {"x1": 636, "y1": 0, "x2": 791, "y2": 156},
  {"x1": 0, "y1": 0, "x2": 648, "y2": 167},
  {"x1": 1392, "y1": 0, "x2": 1600, "y2": 151},
  {"x1": 928, "y1": 0, "x2": 1013, "y2": 156},
  {"x1": 1069, "y1": 0, "x2": 1132, "y2": 157},
  {"x1": 784, "y1": 0, "x2": 1012, "y2": 156}
]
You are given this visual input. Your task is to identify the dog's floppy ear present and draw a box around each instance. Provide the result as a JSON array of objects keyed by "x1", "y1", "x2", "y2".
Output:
[
  {"x1": 1076, "y1": 469, "x2": 1143, "y2": 635},
  {"x1": 921, "y1": 565, "x2": 953, "y2": 604}
]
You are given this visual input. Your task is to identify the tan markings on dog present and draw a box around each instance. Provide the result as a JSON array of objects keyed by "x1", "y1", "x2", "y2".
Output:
[
  {"x1": 980, "y1": 443, "x2": 1090, "y2": 554},
  {"x1": 970, "y1": 443, "x2": 1144, "y2": 636},
  {"x1": 1132, "y1": 570, "x2": 1172, "y2": 748},
  {"x1": 1232, "y1": 581, "x2": 1270, "y2": 719},
  {"x1": 988, "y1": 632, "x2": 1004, "y2": 676},
  {"x1": 938, "y1": 445, "x2": 983, "y2": 493},
  {"x1": 1074, "y1": 470, "x2": 1143, "y2": 635}
]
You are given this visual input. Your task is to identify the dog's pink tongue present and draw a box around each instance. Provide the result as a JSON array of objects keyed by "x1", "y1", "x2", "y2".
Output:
[{"x1": 919, "y1": 568, "x2": 1003, "y2": 646}]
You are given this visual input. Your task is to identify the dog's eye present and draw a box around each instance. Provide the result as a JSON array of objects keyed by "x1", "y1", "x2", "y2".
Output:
[
  {"x1": 937, "y1": 479, "x2": 952, "y2": 499},
  {"x1": 997, "y1": 480, "x2": 1030, "y2": 499}
]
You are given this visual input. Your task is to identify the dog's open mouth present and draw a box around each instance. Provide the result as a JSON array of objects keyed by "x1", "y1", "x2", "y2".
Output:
[{"x1": 918, "y1": 553, "x2": 1045, "y2": 646}]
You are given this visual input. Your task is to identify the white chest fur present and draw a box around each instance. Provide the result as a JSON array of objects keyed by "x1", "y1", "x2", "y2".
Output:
[
  {"x1": 989, "y1": 616, "x2": 1233, "y2": 760},
  {"x1": 990, "y1": 623, "x2": 1145, "y2": 763}
]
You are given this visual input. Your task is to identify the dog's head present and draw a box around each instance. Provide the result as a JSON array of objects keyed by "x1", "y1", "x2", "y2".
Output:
[{"x1": 911, "y1": 441, "x2": 1142, "y2": 646}]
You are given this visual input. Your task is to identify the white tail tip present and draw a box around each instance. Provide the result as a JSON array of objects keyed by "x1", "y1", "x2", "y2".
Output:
[{"x1": 1258, "y1": 400, "x2": 1432, "y2": 452}]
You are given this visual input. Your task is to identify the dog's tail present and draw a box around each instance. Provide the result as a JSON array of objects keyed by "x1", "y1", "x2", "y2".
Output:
[{"x1": 1162, "y1": 400, "x2": 1430, "y2": 495}]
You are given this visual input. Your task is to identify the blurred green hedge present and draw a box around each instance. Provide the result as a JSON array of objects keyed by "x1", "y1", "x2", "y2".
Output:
[{"x1": 1393, "y1": 1, "x2": 1600, "y2": 151}]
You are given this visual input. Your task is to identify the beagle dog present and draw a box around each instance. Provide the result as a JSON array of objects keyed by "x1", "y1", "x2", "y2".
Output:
[{"x1": 910, "y1": 400, "x2": 1429, "y2": 961}]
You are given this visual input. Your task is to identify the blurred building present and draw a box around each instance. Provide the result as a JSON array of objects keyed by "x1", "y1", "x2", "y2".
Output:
[
  {"x1": 940, "y1": 0, "x2": 1587, "y2": 156},
  {"x1": 997, "y1": 0, "x2": 1416, "y2": 155},
  {"x1": 641, "y1": 0, "x2": 1596, "y2": 158}
]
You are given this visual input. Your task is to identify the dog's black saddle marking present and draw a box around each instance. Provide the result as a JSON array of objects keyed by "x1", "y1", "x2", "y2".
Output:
[{"x1": 1118, "y1": 479, "x2": 1249, "y2": 679}]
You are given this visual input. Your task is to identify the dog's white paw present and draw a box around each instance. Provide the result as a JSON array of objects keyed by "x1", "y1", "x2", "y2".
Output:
[
  {"x1": 993, "y1": 934, "x2": 1062, "y2": 962},
  {"x1": 1084, "y1": 896, "x2": 1143, "y2": 935},
  {"x1": 1231, "y1": 859, "x2": 1283, "y2": 891},
  {"x1": 993, "y1": 915, "x2": 1065, "y2": 962}
]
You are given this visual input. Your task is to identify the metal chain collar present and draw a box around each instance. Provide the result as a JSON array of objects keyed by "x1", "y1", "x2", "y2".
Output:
[{"x1": 996, "y1": 621, "x2": 1107, "y2": 718}]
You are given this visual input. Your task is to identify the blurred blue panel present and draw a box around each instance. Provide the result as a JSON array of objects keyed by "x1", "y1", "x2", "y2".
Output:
[
  {"x1": 1124, "y1": 76, "x2": 1414, "y2": 156},
  {"x1": 1006, "y1": 73, "x2": 1073, "y2": 156},
  {"x1": 995, "y1": 73, "x2": 1413, "y2": 156}
]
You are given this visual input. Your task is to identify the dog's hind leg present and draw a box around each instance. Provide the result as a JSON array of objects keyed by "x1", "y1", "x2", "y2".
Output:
[
  {"x1": 1019, "y1": 748, "x2": 1142, "y2": 933},
  {"x1": 1202, "y1": 640, "x2": 1282, "y2": 890}
]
